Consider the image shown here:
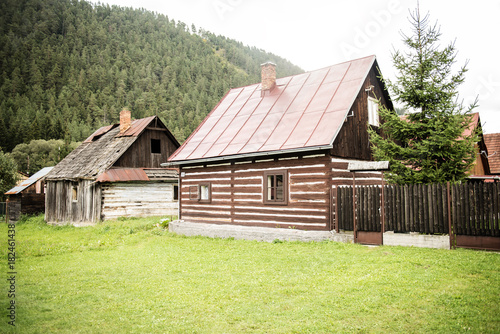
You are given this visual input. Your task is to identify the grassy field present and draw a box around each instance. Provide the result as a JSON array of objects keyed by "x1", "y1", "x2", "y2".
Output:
[{"x1": 1, "y1": 215, "x2": 499, "y2": 333}]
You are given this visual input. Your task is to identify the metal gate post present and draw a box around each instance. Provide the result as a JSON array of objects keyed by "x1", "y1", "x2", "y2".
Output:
[
  {"x1": 353, "y1": 172, "x2": 357, "y2": 243},
  {"x1": 447, "y1": 182, "x2": 455, "y2": 249},
  {"x1": 381, "y1": 176, "x2": 385, "y2": 245}
]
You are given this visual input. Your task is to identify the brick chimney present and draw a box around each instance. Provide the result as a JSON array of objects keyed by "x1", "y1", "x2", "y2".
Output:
[
  {"x1": 120, "y1": 109, "x2": 131, "y2": 133},
  {"x1": 261, "y1": 62, "x2": 276, "y2": 95}
]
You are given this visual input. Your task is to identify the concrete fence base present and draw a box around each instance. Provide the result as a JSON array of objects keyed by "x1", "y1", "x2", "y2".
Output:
[
  {"x1": 170, "y1": 221, "x2": 450, "y2": 249},
  {"x1": 383, "y1": 231, "x2": 450, "y2": 249},
  {"x1": 170, "y1": 220, "x2": 354, "y2": 243}
]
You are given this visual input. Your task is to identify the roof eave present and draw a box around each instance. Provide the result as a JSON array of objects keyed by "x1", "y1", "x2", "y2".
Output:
[{"x1": 162, "y1": 145, "x2": 332, "y2": 167}]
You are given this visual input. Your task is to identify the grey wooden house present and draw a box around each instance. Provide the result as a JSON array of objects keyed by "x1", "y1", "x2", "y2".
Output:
[{"x1": 45, "y1": 110, "x2": 180, "y2": 225}]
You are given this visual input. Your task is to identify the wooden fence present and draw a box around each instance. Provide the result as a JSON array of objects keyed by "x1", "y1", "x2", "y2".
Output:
[
  {"x1": 0, "y1": 202, "x2": 6, "y2": 216},
  {"x1": 337, "y1": 182, "x2": 500, "y2": 239}
]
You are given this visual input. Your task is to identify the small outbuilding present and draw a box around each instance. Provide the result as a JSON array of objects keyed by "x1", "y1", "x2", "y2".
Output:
[
  {"x1": 45, "y1": 111, "x2": 180, "y2": 225},
  {"x1": 5, "y1": 167, "x2": 53, "y2": 221}
]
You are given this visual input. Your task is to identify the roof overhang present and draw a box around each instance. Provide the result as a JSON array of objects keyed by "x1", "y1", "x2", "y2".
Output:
[
  {"x1": 163, "y1": 145, "x2": 333, "y2": 167},
  {"x1": 347, "y1": 161, "x2": 389, "y2": 171}
]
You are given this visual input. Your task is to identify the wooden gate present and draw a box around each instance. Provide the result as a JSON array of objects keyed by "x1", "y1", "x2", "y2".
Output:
[{"x1": 336, "y1": 185, "x2": 384, "y2": 245}]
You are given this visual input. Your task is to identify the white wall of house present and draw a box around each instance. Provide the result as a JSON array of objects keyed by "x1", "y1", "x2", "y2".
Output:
[{"x1": 101, "y1": 182, "x2": 178, "y2": 220}]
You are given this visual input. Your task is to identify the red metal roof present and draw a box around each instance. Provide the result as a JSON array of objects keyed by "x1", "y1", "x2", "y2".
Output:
[
  {"x1": 485, "y1": 133, "x2": 500, "y2": 174},
  {"x1": 96, "y1": 168, "x2": 178, "y2": 182},
  {"x1": 96, "y1": 168, "x2": 149, "y2": 182},
  {"x1": 83, "y1": 116, "x2": 156, "y2": 143},
  {"x1": 84, "y1": 124, "x2": 117, "y2": 143},
  {"x1": 169, "y1": 55, "x2": 376, "y2": 163},
  {"x1": 115, "y1": 116, "x2": 156, "y2": 137}
]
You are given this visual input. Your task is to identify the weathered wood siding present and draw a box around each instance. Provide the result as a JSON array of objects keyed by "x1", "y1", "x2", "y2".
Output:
[
  {"x1": 7, "y1": 193, "x2": 46, "y2": 221},
  {"x1": 331, "y1": 64, "x2": 390, "y2": 160},
  {"x1": 180, "y1": 154, "x2": 332, "y2": 230},
  {"x1": 45, "y1": 180, "x2": 101, "y2": 224},
  {"x1": 113, "y1": 129, "x2": 178, "y2": 168},
  {"x1": 101, "y1": 182, "x2": 178, "y2": 220}
]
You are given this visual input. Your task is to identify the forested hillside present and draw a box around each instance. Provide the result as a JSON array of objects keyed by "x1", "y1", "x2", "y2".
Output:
[{"x1": 0, "y1": 0, "x2": 303, "y2": 152}]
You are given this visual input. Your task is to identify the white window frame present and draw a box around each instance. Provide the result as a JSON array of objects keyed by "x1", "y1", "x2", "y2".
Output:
[{"x1": 368, "y1": 97, "x2": 379, "y2": 127}]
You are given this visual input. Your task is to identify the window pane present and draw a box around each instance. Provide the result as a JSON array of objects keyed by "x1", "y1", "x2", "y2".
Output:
[
  {"x1": 276, "y1": 174, "x2": 284, "y2": 200},
  {"x1": 267, "y1": 175, "x2": 274, "y2": 200},
  {"x1": 200, "y1": 185, "x2": 209, "y2": 200},
  {"x1": 276, "y1": 186, "x2": 283, "y2": 200}
]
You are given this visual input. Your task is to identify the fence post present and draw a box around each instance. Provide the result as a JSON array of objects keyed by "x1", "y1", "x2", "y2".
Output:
[
  {"x1": 447, "y1": 182, "x2": 455, "y2": 249},
  {"x1": 381, "y1": 177, "x2": 385, "y2": 244},
  {"x1": 353, "y1": 172, "x2": 357, "y2": 243},
  {"x1": 334, "y1": 186, "x2": 339, "y2": 233}
]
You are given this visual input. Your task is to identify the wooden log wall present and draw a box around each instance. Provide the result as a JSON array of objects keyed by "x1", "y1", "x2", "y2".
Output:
[
  {"x1": 180, "y1": 154, "x2": 332, "y2": 230},
  {"x1": 45, "y1": 180, "x2": 101, "y2": 224},
  {"x1": 6, "y1": 200, "x2": 21, "y2": 221},
  {"x1": 330, "y1": 64, "x2": 390, "y2": 161},
  {"x1": 101, "y1": 182, "x2": 178, "y2": 220},
  {"x1": 6, "y1": 193, "x2": 45, "y2": 221},
  {"x1": 20, "y1": 193, "x2": 46, "y2": 215},
  {"x1": 114, "y1": 129, "x2": 178, "y2": 168}
]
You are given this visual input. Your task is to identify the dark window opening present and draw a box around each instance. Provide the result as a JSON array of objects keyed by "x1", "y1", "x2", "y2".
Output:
[
  {"x1": 71, "y1": 183, "x2": 78, "y2": 202},
  {"x1": 173, "y1": 185, "x2": 179, "y2": 201},
  {"x1": 151, "y1": 139, "x2": 161, "y2": 154}
]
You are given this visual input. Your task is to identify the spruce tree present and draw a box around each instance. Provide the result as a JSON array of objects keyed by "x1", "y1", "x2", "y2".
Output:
[{"x1": 369, "y1": 6, "x2": 479, "y2": 184}]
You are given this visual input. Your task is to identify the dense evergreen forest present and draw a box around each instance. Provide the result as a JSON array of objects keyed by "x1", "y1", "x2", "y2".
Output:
[{"x1": 0, "y1": 0, "x2": 303, "y2": 152}]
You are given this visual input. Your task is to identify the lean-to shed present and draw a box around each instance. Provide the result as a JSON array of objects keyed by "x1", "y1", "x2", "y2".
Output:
[
  {"x1": 45, "y1": 111, "x2": 180, "y2": 225},
  {"x1": 164, "y1": 55, "x2": 392, "y2": 231},
  {"x1": 5, "y1": 167, "x2": 53, "y2": 221}
]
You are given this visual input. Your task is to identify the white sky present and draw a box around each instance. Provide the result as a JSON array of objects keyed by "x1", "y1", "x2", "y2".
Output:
[{"x1": 99, "y1": 0, "x2": 500, "y2": 134}]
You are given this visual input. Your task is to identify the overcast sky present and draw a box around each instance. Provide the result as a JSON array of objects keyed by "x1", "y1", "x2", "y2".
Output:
[{"x1": 100, "y1": 0, "x2": 499, "y2": 134}]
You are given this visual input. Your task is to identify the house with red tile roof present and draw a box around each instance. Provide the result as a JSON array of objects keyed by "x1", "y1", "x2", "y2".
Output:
[
  {"x1": 45, "y1": 111, "x2": 180, "y2": 225},
  {"x1": 164, "y1": 55, "x2": 392, "y2": 232}
]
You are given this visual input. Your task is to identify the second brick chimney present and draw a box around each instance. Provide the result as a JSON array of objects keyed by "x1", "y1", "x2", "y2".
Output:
[
  {"x1": 261, "y1": 62, "x2": 276, "y2": 96},
  {"x1": 120, "y1": 108, "x2": 131, "y2": 133}
]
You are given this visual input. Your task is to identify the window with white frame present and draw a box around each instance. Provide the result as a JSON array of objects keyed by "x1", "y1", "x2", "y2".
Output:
[
  {"x1": 367, "y1": 97, "x2": 379, "y2": 127},
  {"x1": 198, "y1": 183, "x2": 211, "y2": 203}
]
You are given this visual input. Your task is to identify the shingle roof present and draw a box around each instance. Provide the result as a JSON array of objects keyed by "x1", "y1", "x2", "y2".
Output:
[
  {"x1": 484, "y1": 133, "x2": 500, "y2": 174},
  {"x1": 169, "y1": 55, "x2": 376, "y2": 163},
  {"x1": 46, "y1": 116, "x2": 161, "y2": 181},
  {"x1": 5, "y1": 167, "x2": 53, "y2": 195}
]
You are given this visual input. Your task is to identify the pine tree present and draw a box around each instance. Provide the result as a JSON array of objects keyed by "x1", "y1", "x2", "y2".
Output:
[{"x1": 368, "y1": 6, "x2": 479, "y2": 184}]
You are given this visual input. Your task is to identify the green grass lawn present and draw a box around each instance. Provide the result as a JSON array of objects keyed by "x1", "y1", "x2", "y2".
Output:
[{"x1": 1, "y1": 215, "x2": 499, "y2": 333}]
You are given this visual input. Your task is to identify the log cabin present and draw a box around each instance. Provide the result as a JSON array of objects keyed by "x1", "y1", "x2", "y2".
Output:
[
  {"x1": 164, "y1": 55, "x2": 392, "y2": 231},
  {"x1": 45, "y1": 111, "x2": 180, "y2": 225}
]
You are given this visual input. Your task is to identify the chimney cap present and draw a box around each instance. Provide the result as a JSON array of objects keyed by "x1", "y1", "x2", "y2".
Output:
[{"x1": 261, "y1": 61, "x2": 276, "y2": 67}]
